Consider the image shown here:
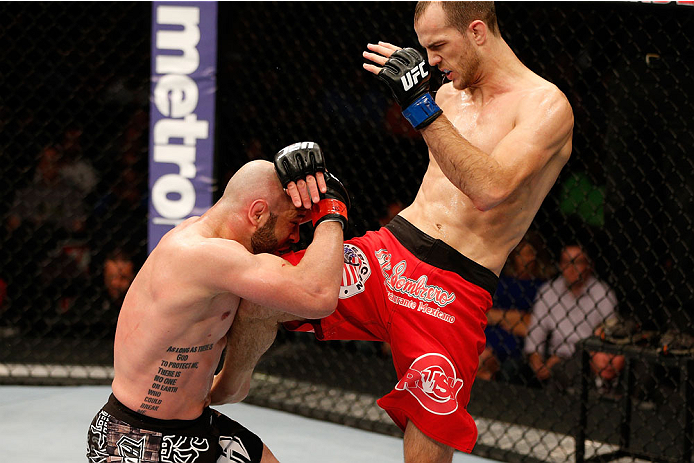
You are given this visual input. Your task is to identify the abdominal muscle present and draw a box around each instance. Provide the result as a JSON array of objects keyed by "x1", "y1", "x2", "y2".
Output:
[{"x1": 399, "y1": 162, "x2": 541, "y2": 277}]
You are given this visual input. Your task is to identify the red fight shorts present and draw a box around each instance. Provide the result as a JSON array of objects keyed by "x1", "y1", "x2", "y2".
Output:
[{"x1": 283, "y1": 216, "x2": 498, "y2": 452}]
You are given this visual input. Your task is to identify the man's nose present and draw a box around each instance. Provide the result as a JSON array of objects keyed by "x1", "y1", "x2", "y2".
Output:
[{"x1": 427, "y1": 51, "x2": 440, "y2": 67}]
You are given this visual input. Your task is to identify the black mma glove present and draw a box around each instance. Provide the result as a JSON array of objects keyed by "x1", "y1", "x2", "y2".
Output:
[
  {"x1": 311, "y1": 172, "x2": 350, "y2": 230},
  {"x1": 274, "y1": 141, "x2": 326, "y2": 188},
  {"x1": 377, "y1": 47, "x2": 442, "y2": 129},
  {"x1": 273, "y1": 141, "x2": 349, "y2": 230}
]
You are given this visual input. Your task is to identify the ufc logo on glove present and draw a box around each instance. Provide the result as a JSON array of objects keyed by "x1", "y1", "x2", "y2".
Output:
[
  {"x1": 401, "y1": 62, "x2": 429, "y2": 91},
  {"x1": 378, "y1": 48, "x2": 442, "y2": 129}
]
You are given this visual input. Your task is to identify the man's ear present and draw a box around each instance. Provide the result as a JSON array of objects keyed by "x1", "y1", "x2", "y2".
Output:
[
  {"x1": 248, "y1": 200, "x2": 269, "y2": 227},
  {"x1": 469, "y1": 20, "x2": 487, "y2": 45}
]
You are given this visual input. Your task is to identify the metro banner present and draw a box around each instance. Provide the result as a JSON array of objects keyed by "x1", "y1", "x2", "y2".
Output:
[{"x1": 148, "y1": 1, "x2": 217, "y2": 253}]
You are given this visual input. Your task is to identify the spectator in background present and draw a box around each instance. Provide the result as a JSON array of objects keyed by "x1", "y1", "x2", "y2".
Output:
[
  {"x1": 58, "y1": 125, "x2": 98, "y2": 197},
  {"x1": 5, "y1": 144, "x2": 89, "y2": 334},
  {"x1": 90, "y1": 166, "x2": 147, "y2": 262},
  {"x1": 103, "y1": 249, "x2": 135, "y2": 304},
  {"x1": 61, "y1": 248, "x2": 137, "y2": 340},
  {"x1": 7, "y1": 145, "x2": 87, "y2": 236},
  {"x1": 96, "y1": 249, "x2": 136, "y2": 334},
  {"x1": 524, "y1": 244, "x2": 622, "y2": 392},
  {"x1": 96, "y1": 249, "x2": 136, "y2": 336},
  {"x1": 477, "y1": 231, "x2": 553, "y2": 382}
]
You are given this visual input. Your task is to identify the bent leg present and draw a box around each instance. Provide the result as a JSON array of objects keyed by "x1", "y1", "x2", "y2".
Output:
[
  {"x1": 260, "y1": 443, "x2": 280, "y2": 462},
  {"x1": 404, "y1": 421, "x2": 454, "y2": 463}
]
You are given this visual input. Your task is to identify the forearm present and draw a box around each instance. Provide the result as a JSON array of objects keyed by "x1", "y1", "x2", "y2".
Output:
[
  {"x1": 503, "y1": 311, "x2": 530, "y2": 337},
  {"x1": 486, "y1": 308, "x2": 504, "y2": 325},
  {"x1": 295, "y1": 221, "x2": 344, "y2": 305},
  {"x1": 511, "y1": 313, "x2": 531, "y2": 337},
  {"x1": 528, "y1": 351, "x2": 556, "y2": 381},
  {"x1": 528, "y1": 352, "x2": 545, "y2": 373},
  {"x1": 422, "y1": 116, "x2": 508, "y2": 211}
]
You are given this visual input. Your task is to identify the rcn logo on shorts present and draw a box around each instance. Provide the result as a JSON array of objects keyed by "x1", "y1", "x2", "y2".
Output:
[
  {"x1": 340, "y1": 243, "x2": 371, "y2": 298},
  {"x1": 395, "y1": 353, "x2": 464, "y2": 415}
]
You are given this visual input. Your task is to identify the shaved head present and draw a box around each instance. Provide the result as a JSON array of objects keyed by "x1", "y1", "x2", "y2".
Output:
[
  {"x1": 210, "y1": 159, "x2": 306, "y2": 252},
  {"x1": 222, "y1": 160, "x2": 289, "y2": 212}
]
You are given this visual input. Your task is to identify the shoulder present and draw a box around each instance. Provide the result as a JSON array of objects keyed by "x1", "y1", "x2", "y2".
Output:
[
  {"x1": 156, "y1": 222, "x2": 247, "y2": 265},
  {"x1": 433, "y1": 81, "x2": 459, "y2": 105},
  {"x1": 154, "y1": 219, "x2": 200, "y2": 253},
  {"x1": 518, "y1": 79, "x2": 573, "y2": 124},
  {"x1": 535, "y1": 79, "x2": 572, "y2": 124},
  {"x1": 514, "y1": 79, "x2": 574, "y2": 163}
]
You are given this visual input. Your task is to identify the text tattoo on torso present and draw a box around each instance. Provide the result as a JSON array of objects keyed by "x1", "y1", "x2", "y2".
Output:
[{"x1": 136, "y1": 343, "x2": 214, "y2": 415}]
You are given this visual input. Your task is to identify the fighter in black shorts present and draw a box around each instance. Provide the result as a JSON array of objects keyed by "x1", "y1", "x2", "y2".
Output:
[
  {"x1": 88, "y1": 394, "x2": 263, "y2": 462},
  {"x1": 85, "y1": 143, "x2": 349, "y2": 462}
]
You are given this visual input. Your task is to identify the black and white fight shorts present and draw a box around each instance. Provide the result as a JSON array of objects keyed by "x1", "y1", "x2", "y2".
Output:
[{"x1": 87, "y1": 394, "x2": 264, "y2": 462}]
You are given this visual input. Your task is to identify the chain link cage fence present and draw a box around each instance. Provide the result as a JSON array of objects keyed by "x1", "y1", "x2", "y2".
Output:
[{"x1": 1, "y1": 2, "x2": 693, "y2": 462}]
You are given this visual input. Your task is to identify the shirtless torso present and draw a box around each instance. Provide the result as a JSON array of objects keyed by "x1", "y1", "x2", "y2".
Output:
[
  {"x1": 401, "y1": 73, "x2": 572, "y2": 275},
  {"x1": 112, "y1": 218, "x2": 238, "y2": 420},
  {"x1": 363, "y1": 3, "x2": 573, "y2": 279},
  {"x1": 109, "y1": 160, "x2": 345, "y2": 421}
]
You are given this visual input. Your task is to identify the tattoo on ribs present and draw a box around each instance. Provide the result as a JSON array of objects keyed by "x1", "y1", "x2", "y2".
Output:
[{"x1": 136, "y1": 343, "x2": 214, "y2": 415}]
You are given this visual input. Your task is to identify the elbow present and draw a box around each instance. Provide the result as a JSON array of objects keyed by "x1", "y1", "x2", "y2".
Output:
[
  {"x1": 471, "y1": 193, "x2": 505, "y2": 212},
  {"x1": 283, "y1": 288, "x2": 337, "y2": 319},
  {"x1": 309, "y1": 290, "x2": 338, "y2": 318},
  {"x1": 298, "y1": 284, "x2": 338, "y2": 318},
  {"x1": 471, "y1": 199, "x2": 495, "y2": 212},
  {"x1": 298, "y1": 274, "x2": 340, "y2": 318},
  {"x1": 471, "y1": 183, "x2": 516, "y2": 212}
]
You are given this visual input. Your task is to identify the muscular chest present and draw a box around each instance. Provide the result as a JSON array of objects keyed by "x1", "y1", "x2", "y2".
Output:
[{"x1": 441, "y1": 92, "x2": 516, "y2": 154}]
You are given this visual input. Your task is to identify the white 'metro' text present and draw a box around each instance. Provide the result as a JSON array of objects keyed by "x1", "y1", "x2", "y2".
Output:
[{"x1": 152, "y1": 6, "x2": 209, "y2": 225}]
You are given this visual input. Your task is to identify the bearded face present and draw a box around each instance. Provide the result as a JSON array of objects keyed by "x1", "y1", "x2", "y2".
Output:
[
  {"x1": 251, "y1": 212, "x2": 279, "y2": 254},
  {"x1": 452, "y1": 45, "x2": 481, "y2": 90}
]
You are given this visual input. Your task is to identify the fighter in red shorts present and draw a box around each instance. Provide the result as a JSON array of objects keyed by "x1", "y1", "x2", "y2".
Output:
[
  {"x1": 283, "y1": 215, "x2": 498, "y2": 452},
  {"x1": 217, "y1": 3, "x2": 573, "y2": 462}
]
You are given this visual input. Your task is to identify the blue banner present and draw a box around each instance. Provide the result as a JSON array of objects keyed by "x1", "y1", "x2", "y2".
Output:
[{"x1": 148, "y1": 1, "x2": 217, "y2": 253}]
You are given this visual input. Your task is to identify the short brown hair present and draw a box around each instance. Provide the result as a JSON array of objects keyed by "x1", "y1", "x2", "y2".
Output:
[{"x1": 415, "y1": 1, "x2": 499, "y2": 37}]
